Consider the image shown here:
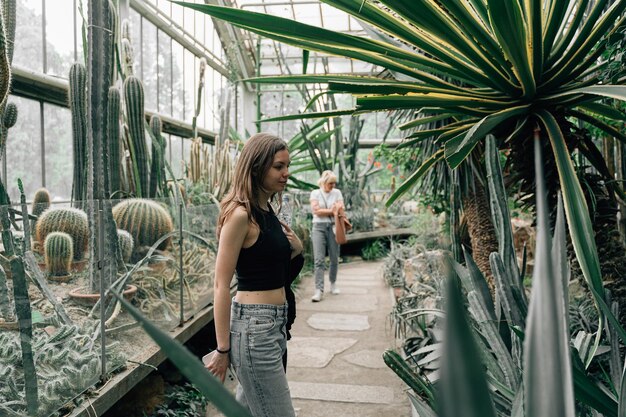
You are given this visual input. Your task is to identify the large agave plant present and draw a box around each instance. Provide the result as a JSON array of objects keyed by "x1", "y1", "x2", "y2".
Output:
[{"x1": 177, "y1": 0, "x2": 626, "y2": 338}]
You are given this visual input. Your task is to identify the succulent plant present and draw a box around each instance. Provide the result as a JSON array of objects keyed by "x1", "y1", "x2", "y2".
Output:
[
  {"x1": 107, "y1": 86, "x2": 122, "y2": 196},
  {"x1": 117, "y1": 229, "x2": 134, "y2": 263},
  {"x1": 35, "y1": 207, "x2": 89, "y2": 261},
  {"x1": 112, "y1": 198, "x2": 174, "y2": 257},
  {"x1": 44, "y1": 232, "x2": 73, "y2": 277}
]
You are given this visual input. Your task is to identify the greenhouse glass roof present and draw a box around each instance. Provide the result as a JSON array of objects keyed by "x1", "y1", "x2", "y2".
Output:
[{"x1": 229, "y1": 0, "x2": 383, "y2": 76}]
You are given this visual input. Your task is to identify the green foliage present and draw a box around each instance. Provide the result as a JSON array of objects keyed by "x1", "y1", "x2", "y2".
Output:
[
  {"x1": 348, "y1": 207, "x2": 374, "y2": 232},
  {"x1": 112, "y1": 198, "x2": 174, "y2": 259},
  {"x1": 361, "y1": 239, "x2": 388, "y2": 261},
  {"x1": 36, "y1": 207, "x2": 89, "y2": 261},
  {"x1": 147, "y1": 383, "x2": 209, "y2": 417},
  {"x1": 44, "y1": 231, "x2": 73, "y2": 276},
  {"x1": 117, "y1": 229, "x2": 134, "y2": 263}
]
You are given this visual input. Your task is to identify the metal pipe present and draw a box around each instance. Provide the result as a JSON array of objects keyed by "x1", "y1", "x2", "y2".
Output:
[
  {"x1": 98, "y1": 203, "x2": 107, "y2": 381},
  {"x1": 179, "y1": 202, "x2": 184, "y2": 326}
]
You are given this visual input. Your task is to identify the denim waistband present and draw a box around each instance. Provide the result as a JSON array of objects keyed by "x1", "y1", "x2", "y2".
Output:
[{"x1": 231, "y1": 300, "x2": 288, "y2": 318}]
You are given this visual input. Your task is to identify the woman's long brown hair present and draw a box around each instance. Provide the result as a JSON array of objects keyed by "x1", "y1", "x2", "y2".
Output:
[{"x1": 217, "y1": 133, "x2": 287, "y2": 238}]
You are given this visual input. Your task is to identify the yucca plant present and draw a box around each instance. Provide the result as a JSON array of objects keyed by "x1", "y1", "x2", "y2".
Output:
[
  {"x1": 177, "y1": 0, "x2": 626, "y2": 337},
  {"x1": 383, "y1": 131, "x2": 624, "y2": 417}
]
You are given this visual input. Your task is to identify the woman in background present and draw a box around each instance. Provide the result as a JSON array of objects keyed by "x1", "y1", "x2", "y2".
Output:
[{"x1": 309, "y1": 170, "x2": 344, "y2": 302}]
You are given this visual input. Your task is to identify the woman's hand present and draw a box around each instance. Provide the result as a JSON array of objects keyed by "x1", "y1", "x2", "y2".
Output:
[
  {"x1": 280, "y1": 222, "x2": 303, "y2": 256},
  {"x1": 204, "y1": 350, "x2": 230, "y2": 383}
]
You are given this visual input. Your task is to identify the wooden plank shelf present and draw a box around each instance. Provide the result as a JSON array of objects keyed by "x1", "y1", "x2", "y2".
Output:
[{"x1": 344, "y1": 228, "x2": 419, "y2": 244}]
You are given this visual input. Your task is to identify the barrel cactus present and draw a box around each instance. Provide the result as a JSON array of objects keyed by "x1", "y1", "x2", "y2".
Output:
[
  {"x1": 117, "y1": 229, "x2": 134, "y2": 263},
  {"x1": 44, "y1": 232, "x2": 73, "y2": 277},
  {"x1": 112, "y1": 199, "x2": 174, "y2": 257},
  {"x1": 35, "y1": 207, "x2": 89, "y2": 261}
]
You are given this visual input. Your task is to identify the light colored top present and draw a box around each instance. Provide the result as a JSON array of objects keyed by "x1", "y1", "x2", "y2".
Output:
[{"x1": 310, "y1": 188, "x2": 343, "y2": 223}]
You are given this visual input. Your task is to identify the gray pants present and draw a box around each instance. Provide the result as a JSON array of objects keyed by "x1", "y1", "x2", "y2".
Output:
[
  {"x1": 230, "y1": 301, "x2": 295, "y2": 417},
  {"x1": 311, "y1": 222, "x2": 339, "y2": 292}
]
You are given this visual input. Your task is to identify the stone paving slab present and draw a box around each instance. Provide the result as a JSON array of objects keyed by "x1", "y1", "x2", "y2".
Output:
[
  {"x1": 333, "y1": 281, "x2": 381, "y2": 288},
  {"x1": 289, "y1": 381, "x2": 395, "y2": 404},
  {"x1": 298, "y1": 294, "x2": 378, "y2": 312},
  {"x1": 341, "y1": 349, "x2": 388, "y2": 369},
  {"x1": 288, "y1": 337, "x2": 357, "y2": 368},
  {"x1": 329, "y1": 287, "x2": 369, "y2": 295},
  {"x1": 307, "y1": 313, "x2": 370, "y2": 331}
]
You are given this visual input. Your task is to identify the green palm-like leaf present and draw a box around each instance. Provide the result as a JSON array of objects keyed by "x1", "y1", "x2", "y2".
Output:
[
  {"x1": 440, "y1": 272, "x2": 497, "y2": 417},
  {"x1": 524, "y1": 138, "x2": 575, "y2": 417}
]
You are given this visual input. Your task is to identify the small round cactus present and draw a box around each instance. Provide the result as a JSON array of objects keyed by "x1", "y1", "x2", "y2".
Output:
[
  {"x1": 112, "y1": 199, "x2": 174, "y2": 256},
  {"x1": 44, "y1": 232, "x2": 73, "y2": 277},
  {"x1": 36, "y1": 207, "x2": 89, "y2": 261},
  {"x1": 117, "y1": 229, "x2": 134, "y2": 263},
  {"x1": 31, "y1": 188, "x2": 51, "y2": 231}
]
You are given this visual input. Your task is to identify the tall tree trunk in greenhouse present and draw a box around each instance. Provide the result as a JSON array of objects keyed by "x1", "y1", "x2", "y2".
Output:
[
  {"x1": 87, "y1": 0, "x2": 120, "y2": 294},
  {"x1": 462, "y1": 181, "x2": 499, "y2": 293},
  {"x1": 568, "y1": 173, "x2": 626, "y2": 323}
]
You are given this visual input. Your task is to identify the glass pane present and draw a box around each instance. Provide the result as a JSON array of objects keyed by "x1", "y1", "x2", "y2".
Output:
[
  {"x1": 294, "y1": 3, "x2": 321, "y2": 26},
  {"x1": 172, "y1": 41, "x2": 185, "y2": 120},
  {"x1": 320, "y1": 4, "x2": 351, "y2": 32},
  {"x1": 171, "y1": 2, "x2": 183, "y2": 27},
  {"x1": 142, "y1": 18, "x2": 158, "y2": 112},
  {"x1": 157, "y1": 0, "x2": 171, "y2": 17},
  {"x1": 170, "y1": 135, "x2": 184, "y2": 179},
  {"x1": 158, "y1": 30, "x2": 173, "y2": 116},
  {"x1": 14, "y1": 0, "x2": 44, "y2": 72},
  {"x1": 184, "y1": 49, "x2": 195, "y2": 121},
  {"x1": 43, "y1": 103, "x2": 73, "y2": 201},
  {"x1": 129, "y1": 8, "x2": 142, "y2": 76},
  {"x1": 6, "y1": 96, "x2": 42, "y2": 201},
  {"x1": 75, "y1": 0, "x2": 84, "y2": 63},
  {"x1": 195, "y1": 5, "x2": 204, "y2": 47},
  {"x1": 45, "y1": 0, "x2": 74, "y2": 76},
  {"x1": 205, "y1": 67, "x2": 215, "y2": 131}
]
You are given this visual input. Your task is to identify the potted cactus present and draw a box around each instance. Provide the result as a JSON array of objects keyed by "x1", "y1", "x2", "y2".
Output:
[
  {"x1": 43, "y1": 232, "x2": 73, "y2": 282},
  {"x1": 35, "y1": 207, "x2": 89, "y2": 271}
]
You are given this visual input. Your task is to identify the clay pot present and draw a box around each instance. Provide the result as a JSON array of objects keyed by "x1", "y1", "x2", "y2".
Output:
[
  {"x1": 47, "y1": 273, "x2": 73, "y2": 283},
  {"x1": 68, "y1": 284, "x2": 138, "y2": 307}
]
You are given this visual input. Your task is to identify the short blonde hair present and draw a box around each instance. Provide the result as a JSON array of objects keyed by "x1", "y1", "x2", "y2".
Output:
[{"x1": 317, "y1": 170, "x2": 337, "y2": 187}]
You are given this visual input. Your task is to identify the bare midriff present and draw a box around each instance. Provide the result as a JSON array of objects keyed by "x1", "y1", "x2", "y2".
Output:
[{"x1": 235, "y1": 287, "x2": 286, "y2": 305}]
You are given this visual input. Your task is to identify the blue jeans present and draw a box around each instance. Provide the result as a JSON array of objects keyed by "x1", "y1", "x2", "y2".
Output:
[
  {"x1": 230, "y1": 300, "x2": 295, "y2": 417},
  {"x1": 312, "y1": 222, "x2": 339, "y2": 292}
]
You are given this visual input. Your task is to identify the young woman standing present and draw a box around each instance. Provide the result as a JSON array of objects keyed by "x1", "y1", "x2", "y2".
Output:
[{"x1": 204, "y1": 133, "x2": 303, "y2": 416}]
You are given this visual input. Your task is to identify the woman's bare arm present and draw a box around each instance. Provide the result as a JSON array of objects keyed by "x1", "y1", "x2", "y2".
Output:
[{"x1": 205, "y1": 206, "x2": 248, "y2": 382}]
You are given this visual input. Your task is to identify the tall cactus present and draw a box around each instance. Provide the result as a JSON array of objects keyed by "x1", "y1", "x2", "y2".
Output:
[
  {"x1": 30, "y1": 187, "x2": 51, "y2": 234},
  {"x1": 149, "y1": 115, "x2": 166, "y2": 198},
  {"x1": 87, "y1": 0, "x2": 119, "y2": 293},
  {"x1": 69, "y1": 63, "x2": 88, "y2": 206},
  {"x1": 107, "y1": 86, "x2": 122, "y2": 196},
  {"x1": 44, "y1": 232, "x2": 73, "y2": 277},
  {"x1": 35, "y1": 207, "x2": 89, "y2": 261},
  {"x1": 0, "y1": 0, "x2": 12, "y2": 110},
  {"x1": 124, "y1": 75, "x2": 149, "y2": 197},
  {"x1": 112, "y1": 198, "x2": 174, "y2": 256}
]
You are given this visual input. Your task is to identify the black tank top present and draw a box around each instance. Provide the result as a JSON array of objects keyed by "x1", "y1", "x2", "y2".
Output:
[{"x1": 235, "y1": 206, "x2": 291, "y2": 291}]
